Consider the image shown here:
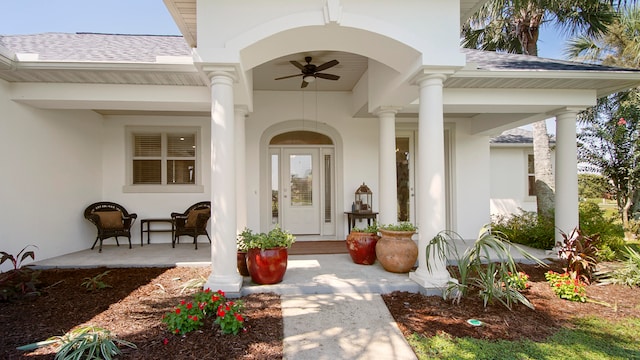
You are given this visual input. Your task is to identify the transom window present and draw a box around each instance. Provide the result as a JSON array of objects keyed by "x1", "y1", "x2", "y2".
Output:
[{"x1": 125, "y1": 127, "x2": 202, "y2": 193}]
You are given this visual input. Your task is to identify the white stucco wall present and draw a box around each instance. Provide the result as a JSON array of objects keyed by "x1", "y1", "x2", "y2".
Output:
[
  {"x1": 489, "y1": 146, "x2": 537, "y2": 216},
  {"x1": 100, "y1": 115, "x2": 212, "y2": 244},
  {"x1": 0, "y1": 79, "x2": 103, "y2": 269}
]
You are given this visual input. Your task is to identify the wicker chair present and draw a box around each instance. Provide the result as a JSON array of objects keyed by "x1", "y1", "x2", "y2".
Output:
[
  {"x1": 171, "y1": 201, "x2": 211, "y2": 250},
  {"x1": 84, "y1": 202, "x2": 137, "y2": 253}
]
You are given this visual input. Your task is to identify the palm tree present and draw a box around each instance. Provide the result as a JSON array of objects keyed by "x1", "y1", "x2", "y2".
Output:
[
  {"x1": 462, "y1": 0, "x2": 620, "y2": 219},
  {"x1": 566, "y1": 6, "x2": 640, "y2": 232},
  {"x1": 565, "y1": 5, "x2": 640, "y2": 68}
]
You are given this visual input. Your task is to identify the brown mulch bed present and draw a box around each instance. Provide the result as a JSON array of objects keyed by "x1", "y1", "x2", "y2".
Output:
[
  {"x1": 0, "y1": 267, "x2": 282, "y2": 360},
  {"x1": 1, "y1": 260, "x2": 639, "y2": 359},
  {"x1": 383, "y1": 260, "x2": 640, "y2": 342}
]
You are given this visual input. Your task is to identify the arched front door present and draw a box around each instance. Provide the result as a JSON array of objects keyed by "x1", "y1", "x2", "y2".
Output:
[{"x1": 269, "y1": 131, "x2": 335, "y2": 237}]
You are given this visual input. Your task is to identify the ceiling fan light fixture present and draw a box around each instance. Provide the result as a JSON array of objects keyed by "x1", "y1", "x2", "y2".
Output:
[{"x1": 303, "y1": 75, "x2": 316, "y2": 83}]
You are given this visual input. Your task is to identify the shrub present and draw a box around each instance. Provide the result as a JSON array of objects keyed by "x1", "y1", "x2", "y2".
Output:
[
  {"x1": 578, "y1": 201, "x2": 625, "y2": 255},
  {"x1": 0, "y1": 245, "x2": 41, "y2": 301},
  {"x1": 491, "y1": 211, "x2": 555, "y2": 249}
]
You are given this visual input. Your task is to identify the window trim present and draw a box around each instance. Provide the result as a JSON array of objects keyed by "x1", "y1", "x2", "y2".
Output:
[{"x1": 123, "y1": 126, "x2": 204, "y2": 193}]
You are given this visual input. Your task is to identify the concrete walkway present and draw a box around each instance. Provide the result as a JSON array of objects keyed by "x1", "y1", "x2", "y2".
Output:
[{"x1": 31, "y1": 241, "x2": 552, "y2": 360}]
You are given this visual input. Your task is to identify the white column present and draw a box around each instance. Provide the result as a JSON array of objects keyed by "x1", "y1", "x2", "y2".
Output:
[
  {"x1": 554, "y1": 109, "x2": 580, "y2": 246},
  {"x1": 205, "y1": 70, "x2": 243, "y2": 294},
  {"x1": 410, "y1": 74, "x2": 452, "y2": 289},
  {"x1": 235, "y1": 106, "x2": 248, "y2": 234},
  {"x1": 375, "y1": 107, "x2": 401, "y2": 225}
]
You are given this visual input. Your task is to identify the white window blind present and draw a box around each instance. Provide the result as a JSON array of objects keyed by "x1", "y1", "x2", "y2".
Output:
[{"x1": 131, "y1": 131, "x2": 197, "y2": 185}]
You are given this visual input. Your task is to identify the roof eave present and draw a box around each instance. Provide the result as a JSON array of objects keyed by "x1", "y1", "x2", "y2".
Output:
[{"x1": 0, "y1": 45, "x2": 15, "y2": 70}]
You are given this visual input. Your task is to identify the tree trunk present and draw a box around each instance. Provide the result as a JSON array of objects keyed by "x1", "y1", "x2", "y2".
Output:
[{"x1": 532, "y1": 120, "x2": 555, "y2": 220}]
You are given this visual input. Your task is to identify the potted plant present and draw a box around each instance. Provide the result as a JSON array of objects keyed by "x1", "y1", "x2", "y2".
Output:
[
  {"x1": 376, "y1": 222, "x2": 418, "y2": 273},
  {"x1": 244, "y1": 226, "x2": 296, "y2": 285},
  {"x1": 236, "y1": 228, "x2": 251, "y2": 276},
  {"x1": 346, "y1": 223, "x2": 379, "y2": 265}
]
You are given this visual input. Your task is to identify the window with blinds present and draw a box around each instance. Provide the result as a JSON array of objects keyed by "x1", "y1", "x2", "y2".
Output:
[{"x1": 132, "y1": 131, "x2": 197, "y2": 185}]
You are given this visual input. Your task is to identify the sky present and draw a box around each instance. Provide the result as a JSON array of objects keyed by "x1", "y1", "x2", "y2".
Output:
[{"x1": 0, "y1": 0, "x2": 570, "y2": 60}]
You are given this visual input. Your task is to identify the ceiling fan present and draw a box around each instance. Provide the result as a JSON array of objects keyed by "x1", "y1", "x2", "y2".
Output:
[{"x1": 275, "y1": 56, "x2": 340, "y2": 88}]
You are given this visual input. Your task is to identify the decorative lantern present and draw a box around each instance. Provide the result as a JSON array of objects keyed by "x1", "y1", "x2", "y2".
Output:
[{"x1": 354, "y1": 182, "x2": 373, "y2": 213}]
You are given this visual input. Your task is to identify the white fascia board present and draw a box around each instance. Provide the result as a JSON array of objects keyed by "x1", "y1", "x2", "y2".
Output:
[
  {"x1": 13, "y1": 61, "x2": 198, "y2": 73},
  {"x1": 453, "y1": 69, "x2": 640, "y2": 81}
]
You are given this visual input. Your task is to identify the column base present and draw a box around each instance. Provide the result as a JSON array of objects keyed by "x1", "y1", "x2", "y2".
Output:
[
  {"x1": 410, "y1": 266, "x2": 455, "y2": 296},
  {"x1": 204, "y1": 273, "x2": 243, "y2": 297}
]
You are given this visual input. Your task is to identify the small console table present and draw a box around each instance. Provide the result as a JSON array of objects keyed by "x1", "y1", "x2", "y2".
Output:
[
  {"x1": 344, "y1": 211, "x2": 379, "y2": 233},
  {"x1": 140, "y1": 218, "x2": 174, "y2": 246}
]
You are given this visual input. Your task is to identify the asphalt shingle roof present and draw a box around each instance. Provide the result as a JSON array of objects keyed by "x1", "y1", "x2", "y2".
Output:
[
  {"x1": 1, "y1": 33, "x2": 639, "y2": 75},
  {"x1": 0, "y1": 33, "x2": 191, "y2": 62}
]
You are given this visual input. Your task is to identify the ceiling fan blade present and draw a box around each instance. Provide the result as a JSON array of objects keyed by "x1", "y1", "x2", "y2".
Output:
[
  {"x1": 315, "y1": 73, "x2": 340, "y2": 80},
  {"x1": 290, "y1": 60, "x2": 305, "y2": 70},
  {"x1": 275, "y1": 73, "x2": 303, "y2": 80},
  {"x1": 315, "y1": 59, "x2": 339, "y2": 72},
  {"x1": 301, "y1": 80, "x2": 309, "y2": 88}
]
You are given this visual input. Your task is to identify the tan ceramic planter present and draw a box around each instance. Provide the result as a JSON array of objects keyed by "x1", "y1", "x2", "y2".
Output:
[{"x1": 375, "y1": 229, "x2": 418, "y2": 273}]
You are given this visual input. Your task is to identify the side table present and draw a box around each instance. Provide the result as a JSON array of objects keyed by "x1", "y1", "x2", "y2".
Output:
[
  {"x1": 344, "y1": 211, "x2": 379, "y2": 233},
  {"x1": 140, "y1": 218, "x2": 174, "y2": 246}
]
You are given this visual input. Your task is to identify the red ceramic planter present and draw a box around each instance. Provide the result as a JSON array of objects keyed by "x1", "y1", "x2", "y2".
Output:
[
  {"x1": 237, "y1": 251, "x2": 250, "y2": 276},
  {"x1": 246, "y1": 247, "x2": 288, "y2": 284},
  {"x1": 346, "y1": 232, "x2": 379, "y2": 265}
]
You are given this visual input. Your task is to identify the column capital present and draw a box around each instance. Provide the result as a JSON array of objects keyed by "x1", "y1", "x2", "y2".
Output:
[
  {"x1": 201, "y1": 65, "x2": 238, "y2": 84},
  {"x1": 373, "y1": 106, "x2": 402, "y2": 117},
  {"x1": 411, "y1": 71, "x2": 450, "y2": 87},
  {"x1": 549, "y1": 107, "x2": 583, "y2": 118}
]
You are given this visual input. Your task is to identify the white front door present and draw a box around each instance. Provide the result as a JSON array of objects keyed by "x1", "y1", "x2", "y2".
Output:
[{"x1": 282, "y1": 148, "x2": 320, "y2": 234}]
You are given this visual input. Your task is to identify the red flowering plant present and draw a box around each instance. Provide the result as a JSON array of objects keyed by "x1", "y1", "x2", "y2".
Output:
[
  {"x1": 544, "y1": 271, "x2": 587, "y2": 302},
  {"x1": 162, "y1": 288, "x2": 246, "y2": 336},
  {"x1": 214, "y1": 300, "x2": 246, "y2": 335},
  {"x1": 162, "y1": 299, "x2": 204, "y2": 335}
]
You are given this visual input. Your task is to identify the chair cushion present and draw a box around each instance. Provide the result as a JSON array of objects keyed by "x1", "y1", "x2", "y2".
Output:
[
  {"x1": 96, "y1": 211, "x2": 124, "y2": 229},
  {"x1": 186, "y1": 209, "x2": 209, "y2": 228}
]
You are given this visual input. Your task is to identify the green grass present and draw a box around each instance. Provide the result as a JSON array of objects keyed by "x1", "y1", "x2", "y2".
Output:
[{"x1": 407, "y1": 317, "x2": 640, "y2": 360}]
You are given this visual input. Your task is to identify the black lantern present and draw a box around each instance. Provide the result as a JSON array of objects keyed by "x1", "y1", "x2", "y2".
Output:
[{"x1": 354, "y1": 182, "x2": 372, "y2": 213}]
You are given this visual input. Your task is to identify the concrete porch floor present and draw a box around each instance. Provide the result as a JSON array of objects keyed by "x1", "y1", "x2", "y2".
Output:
[{"x1": 31, "y1": 240, "x2": 553, "y2": 296}]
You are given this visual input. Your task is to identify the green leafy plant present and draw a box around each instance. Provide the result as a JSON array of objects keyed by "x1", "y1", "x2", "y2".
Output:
[
  {"x1": 351, "y1": 222, "x2": 379, "y2": 233},
  {"x1": 215, "y1": 300, "x2": 246, "y2": 335},
  {"x1": 597, "y1": 246, "x2": 640, "y2": 287},
  {"x1": 0, "y1": 245, "x2": 41, "y2": 300},
  {"x1": 379, "y1": 222, "x2": 417, "y2": 232},
  {"x1": 426, "y1": 225, "x2": 545, "y2": 310},
  {"x1": 557, "y1": 228, "x2": 600, "y2": 284},
  {"x1": 237, "y1": 228, "x2": 252, "y2": 252},
  {"x1": 17, "y1": 325, "x2": 136, "y2": 359},
  {"x1": 545, "y1": 271, "x2": 587, "y2": 302},
  {"x1": 491, "y1": 211, "x2": 555, "y2": 249},
  {"x1": 505, "y1": 271, "x2": 530, "y2": 291},
  {"x1": 245, "y1": 226, "x2": 296, "y2": 250},
  {"x1": 81, "y1": 270, "x2": 112, "y2": 291}
]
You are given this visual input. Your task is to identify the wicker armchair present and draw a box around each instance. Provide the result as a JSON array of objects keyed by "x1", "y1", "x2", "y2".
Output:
[
  {"x1": 171, "y1": 201, "x2": 211, "y2": 250},
  {"x1": 84, "y1": 202, "x2": 137, "y2": 253}
]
